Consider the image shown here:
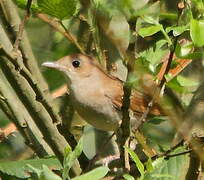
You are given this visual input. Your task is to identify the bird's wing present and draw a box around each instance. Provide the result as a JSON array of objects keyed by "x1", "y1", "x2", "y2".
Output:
[
  {"x1": 130, "y1": 90, "x2": 163, "y2": 116},
  {"x1": 105, "y1": 88, "x2": 163, "y2": 115},
  {"x1": 104, "y1": 78, "x2": 123, "y2": 111}
]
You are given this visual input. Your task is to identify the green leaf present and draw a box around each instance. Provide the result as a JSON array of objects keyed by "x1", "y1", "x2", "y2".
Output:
[
  {"x1": 160, "y1": 13, "x2": 178, "y2": 20},
  {"x1": 27, "y1": 164, "x2": 62, "y2": 180},
  {"x1": 142, "y1": 15, "x2": 160, "y2": 25},
  {"x1": 72, "y1": 166, "x2": 109, "y2": 180},
  {"x1": 133, "y1": 2, "x2": 160, "y2": 19},
  {"x1": 0, "y1": 157, "x2": 62, "y2": 178},
  {"x1": 145, "y1": 158, "x2": 153, "y2": 173},
  {"x1": 166, "y1": 25, "x2": 189, "y2": 36},
  {"x1": 181, "y1": 52, "x2": 203, "y2": 59},
  {"x1": 40, "y1": 165, "x2": 62, "y2": 180},
  {"x1": 117, "y1": 0, "x2": 148, "y2": 19},
  {"x1": 148, "y1": 116, "x2": 167, "y2": 125},
  {"x1": 144, "y1": 147, "x2": 189, "y2": 180},
  {"x1": 190, "y1": 18, "x2": 204, "y2": 47},
  {"x1": 191, "y1": 0, "x2": 204, "y2": 14},
  {"x1": 124, "y1": 146, "x2": 145, "y2": 177},
  {"x1": 167, "y1": 79, "x2": 187, "y2": 93},
  {"x1": 123, "y1": 174, "x2": 135, "y2": 180},
  {"x1": 175, "y1": 42, "x2": 194, "y2": 58},
  {"x1": 175, "y1": 41, "x2": 203, "y2": 59},
  {"x1": 26, "y1": 164, "x2": 42, "y2": 178},
  {"x1": 126, "y1": 73, "x2": 139, "y2": 88},
  {"x1": 62, "y1": 138, "x2": 83, "y2": 180},
  {"x1": 14, "y1": 0, "x2": 39, "y2": 12},
  {"x1": 138, "y1": 25, "x2": 162, "y2": 37},
  {"x1": 37, "y1": 0, "x2": 78, "y2": 20},
  {"x1": 177, "y1": 75, "x2": 199, "y2": 87},
  {"x1": 139, "y1": 39, "x2": 168, "y2": 72}
]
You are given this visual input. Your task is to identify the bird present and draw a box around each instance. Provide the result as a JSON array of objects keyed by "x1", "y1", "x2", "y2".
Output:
[{"x1": 42, "y1": 54, "x2": 162, "y2": 131}]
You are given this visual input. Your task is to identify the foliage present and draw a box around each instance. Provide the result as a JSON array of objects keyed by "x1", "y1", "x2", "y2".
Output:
[
  {"x1": 62, "y1": 138, "x2": 83, "y2": 180},
  {"x1": 125, "y1": 146, "x2": 189, "y2": 180},
  {"x1": 0, "y1": 157, "x2": 62, "y2": 178},
  {"x1": 1, "y1": 0, "x2": 204, "y2": 179},
  {"x1": 72, "y1": 166, "x2": 109, "y2": 180},
  {"x1": 37, "y1": 0, "x2": 79, "y2": 20}
]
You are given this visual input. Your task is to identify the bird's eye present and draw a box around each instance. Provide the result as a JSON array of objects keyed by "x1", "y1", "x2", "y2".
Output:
[{"x1": 72, "y1": 60, "x2": 80, "y2": 68}]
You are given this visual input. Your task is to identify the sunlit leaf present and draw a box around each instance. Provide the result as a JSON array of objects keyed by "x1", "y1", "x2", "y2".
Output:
[
  {"x1": 166, "y1": 77, "x2": 187, "y2": 93},
  {"x1": 148, "y1": 116, "x2": 167, "y2": 125},
  {"x1": 0, "y1": 158, "x2": 62, "y2": 178},
  {"x1": 14, "y1": 0, "x2": 39, "y2": 12},
  {"x1": 124, "y1": 146, "x2": 145, "y2": 177},
  {"x1": 37, "y1": 0, "x2": 78, "y2": 20},
  {"x1": 27, "y1": 164, "x2": 62, "y2": 180},
  {"x1": 72, "y1": 166, "x2": 109, "y2": 180},
  {"x1": 142, "y1": 15, "x2": 159, "y2": 25},
  {"x1": 62, "y1": 138, "x2": 83, "y2": 180},
  {"x1": 175, "y1": 42, "x2": 194, "y2": 58},
  {"x1": 117, "y1": 0, "x2": 149, "y2": 19},
  {"x1": 123, "y1": 174, "x2": 135, "y2": 180},
  {"x1": 144, "y1": 147, "x2": 189, "y2": 180},
  {"x1": 139, "y1": 40, "x2": 168, "y2": 72},
  {"x1": 138, "y1": 25, "x2": 162, "y2": 37},
  {"x1": 177, "y1": 75, "x2": 199, "y2": 87},
  {"x1": 133, "y1": 1, "x2": 160, "y2": 18},
  {"x1": 40, "y1": 165, "x2": 62, "y2": 180},
  {"x1": 145, "y1": 158, "x2": 154, "y2": 173},
  {"x1": 166, "y1": 25, "x2": 189, "y2": 36},
  {"x1": 181, "y1": 52, "x2": 203, "y2": 59},
  {"x1": 190, "y1": 18, "x2": 204, "y2": 47}
]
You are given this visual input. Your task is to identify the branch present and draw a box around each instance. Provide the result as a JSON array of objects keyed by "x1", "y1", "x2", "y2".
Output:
[
  {"x1": 0, "y1": 49, "x2": 68, "y2": 163},
  {"x1": 0, "y1": 0, "x2": 48, "y2": 90},
  {"x1": 0, "y1": 19, "x2": 74, "y2": 164},
  {"x1": 13, "y1": 0, "x2": 32, "y2": 52},
  {"x1": 0, "y1": 65, "x2": 54, "y2": 157},
  {"x1": 36, "y1": 13, "x2": 85, "y2": 54}
]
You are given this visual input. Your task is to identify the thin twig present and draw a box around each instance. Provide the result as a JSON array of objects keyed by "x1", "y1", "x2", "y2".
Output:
[
  {"x1": 59, "y1": 21, "x2": 85, "y2": 54},
  {"x1": 152, "y1": 140, "x2": 184, "y2": 160},
  {"x1": 164, "y1": 149, "x2": 192, "y2": 159},
  {"x1": 159, "y1": 39, "x2": 178, "y2": 89},
  {"x1": 36, "y1": 13, "x2": 85, "y2": 54},
  {"x1": 13, "y1": 0, "x2": 32, "y2": 52},
  {"x1": 1, "y1": 0, "x2": 48, "y2": 89}
]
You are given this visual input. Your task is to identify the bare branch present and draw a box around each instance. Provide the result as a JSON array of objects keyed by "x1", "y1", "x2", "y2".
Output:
[
  {"x1": 0, "y1": 0, "x2": 48, "y2": 90},
  {"x1": 13, "y1": 0, "x2": 32, "y2": 52}
]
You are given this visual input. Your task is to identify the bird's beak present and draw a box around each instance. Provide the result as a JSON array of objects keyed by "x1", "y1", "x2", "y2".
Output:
[{"x1": 42, "y1": 62, "x2": 66, "y2": 71}]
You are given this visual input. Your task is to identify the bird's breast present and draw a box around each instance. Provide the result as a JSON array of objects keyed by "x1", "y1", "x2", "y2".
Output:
[{"x1": 70, "y1": 91, "x2": 121, "y2": 131}]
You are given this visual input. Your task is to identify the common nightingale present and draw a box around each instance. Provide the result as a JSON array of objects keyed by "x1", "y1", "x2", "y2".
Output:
[{"x1": 42, "y1": 54, "x2": 162, "y2": 131}]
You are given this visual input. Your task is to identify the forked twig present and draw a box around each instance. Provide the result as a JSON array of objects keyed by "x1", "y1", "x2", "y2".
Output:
[{"x1": 13, "y1": 0, "x2": 32, "y2": 52}]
